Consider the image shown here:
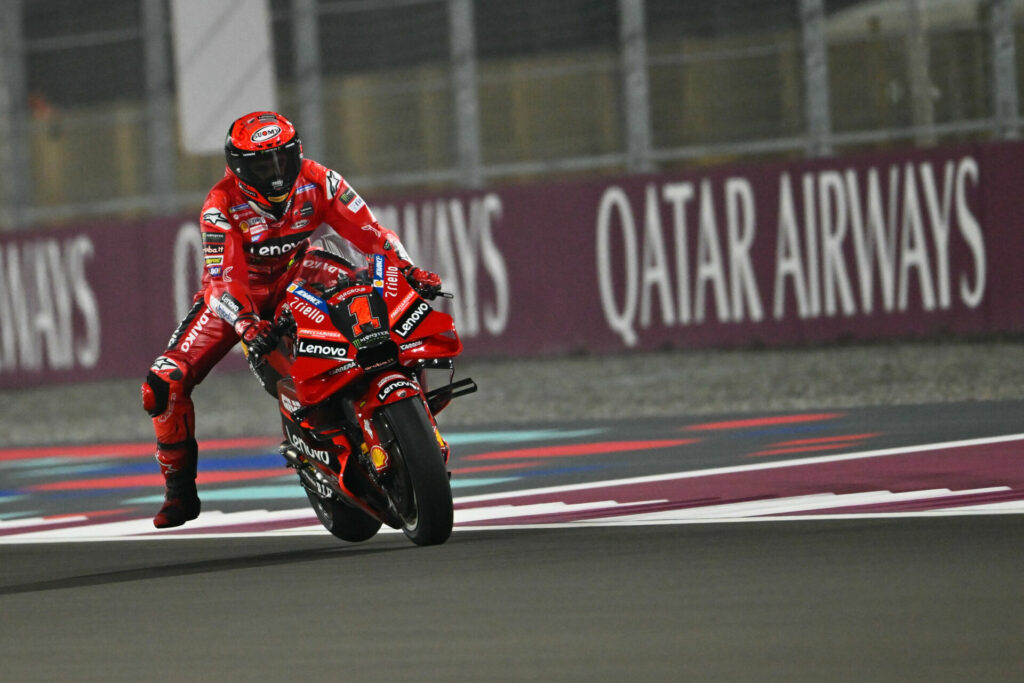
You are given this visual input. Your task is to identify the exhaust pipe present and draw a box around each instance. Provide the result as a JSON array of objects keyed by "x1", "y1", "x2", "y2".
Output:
[{"x1": 279, "y1": 443, "x2": 305, "y2": 468}]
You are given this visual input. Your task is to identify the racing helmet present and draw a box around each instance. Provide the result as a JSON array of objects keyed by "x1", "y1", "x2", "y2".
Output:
[{"x1": 224, "y1": 111, "x2": 303, "y2": 220}]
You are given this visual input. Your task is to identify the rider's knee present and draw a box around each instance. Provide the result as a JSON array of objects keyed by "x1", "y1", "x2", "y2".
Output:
[{"x1": 142, "y1": 356, "x2": 187, "y2": 417}]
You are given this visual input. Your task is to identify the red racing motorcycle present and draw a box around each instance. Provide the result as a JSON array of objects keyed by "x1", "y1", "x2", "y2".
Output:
[{"x1": 248, "y1": 236, "x2": 476, "y2": 546}]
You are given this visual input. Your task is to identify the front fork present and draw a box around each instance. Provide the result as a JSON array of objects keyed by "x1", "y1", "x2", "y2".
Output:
[
  {"x1": 353, "y1": 371, "x2": 451, "y2": 469},
  {"x1": 281, "y1": 367, "x2": 474, "y2": 521}
]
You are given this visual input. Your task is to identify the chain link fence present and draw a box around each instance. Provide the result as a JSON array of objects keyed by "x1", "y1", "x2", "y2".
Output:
[{"x1": 0, "y1": 0, "x2": 1019, "y2": 229}]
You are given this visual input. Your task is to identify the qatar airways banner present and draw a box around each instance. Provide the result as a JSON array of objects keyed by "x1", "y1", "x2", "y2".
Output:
[{"x1": 2, "y1": 141, "x2": 1023, "y2": 388}]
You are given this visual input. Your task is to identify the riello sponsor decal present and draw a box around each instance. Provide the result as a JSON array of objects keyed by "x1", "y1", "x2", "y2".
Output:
[
  {"x1": 0, "y1": 236, "x2": 101, "y2": 373},
  {"x1": 595, "y1": 158, "x2": 986, "y2": 345},
  {"x1": 373, "y1": 192, "x2": 509, "y2": 338}
]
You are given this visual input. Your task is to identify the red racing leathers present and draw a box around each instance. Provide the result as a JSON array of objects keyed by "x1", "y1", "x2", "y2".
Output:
[{"x1": 141, "y1": 158, "x2": 417, "y2": 483}]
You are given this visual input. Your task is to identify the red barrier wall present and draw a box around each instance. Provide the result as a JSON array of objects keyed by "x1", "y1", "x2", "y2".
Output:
[{"x1": 2, "y1": 141, "x2": 1022, "y2": 388}]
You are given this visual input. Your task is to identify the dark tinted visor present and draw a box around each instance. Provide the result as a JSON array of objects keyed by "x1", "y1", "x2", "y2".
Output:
[{"x1": 234, "y1": 141, "x2": 301, "y2": 198}]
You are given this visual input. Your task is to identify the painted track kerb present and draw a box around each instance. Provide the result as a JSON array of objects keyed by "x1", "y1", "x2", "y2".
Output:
[
  {"x1": 4, "y1": 431, "x2": 1022, "y2": 543},
  {"x1": 452, "y1": 432, "x2": 1024, "y2": 502}
]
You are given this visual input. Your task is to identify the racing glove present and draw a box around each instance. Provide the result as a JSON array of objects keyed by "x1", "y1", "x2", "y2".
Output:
[
  {"x1": 234, "y1": 315, "x2": 276, "y2": 359},
  {"x1": 404, "y1": 266, "x2": 442, "y2": 299}
]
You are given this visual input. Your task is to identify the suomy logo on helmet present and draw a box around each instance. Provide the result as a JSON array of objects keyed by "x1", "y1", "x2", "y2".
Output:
[{"x1": 251, "y1": 125, "x2": 282, "y2": 143}]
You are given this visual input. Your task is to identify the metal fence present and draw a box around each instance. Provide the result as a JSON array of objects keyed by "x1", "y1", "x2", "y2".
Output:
[{"x1": 0, "y1": 0, "x2": 1020, "y2": 230}]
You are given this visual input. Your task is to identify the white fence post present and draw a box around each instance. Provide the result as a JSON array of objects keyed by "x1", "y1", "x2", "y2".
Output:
[
  {"x1": 293, "y1": 0, "x2": 325, "y2": 159},
  {"x1": 801, "y1": 0, "x2": 832, "y2": 157},
  {"x1": 449, "y1": 0, "x2": 483, "y2": 188},
  {"x1": 619, "y1": 0, "x2": 653, "y2": 173},
  {"x1": 0, "y1": 0, "x2": 29, "y2": 230}
]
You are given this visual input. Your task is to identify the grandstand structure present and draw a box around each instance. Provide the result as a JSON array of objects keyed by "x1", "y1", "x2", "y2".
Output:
[{"x1": 0, "y1": 0, "x2": 1019, "y2": 230}]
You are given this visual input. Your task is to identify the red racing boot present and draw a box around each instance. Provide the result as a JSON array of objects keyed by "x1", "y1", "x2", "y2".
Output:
[{"x1": 153, "y1": 440, "x2": 201, "y2": 529}]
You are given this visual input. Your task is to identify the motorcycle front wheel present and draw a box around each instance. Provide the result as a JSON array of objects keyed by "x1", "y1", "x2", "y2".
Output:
[
  {"x1": 304, "y1": 490, "x2": 383, "y2": 543},
  {"x1": 374, "y1": 397, "x2": 453, "y2": 546}
]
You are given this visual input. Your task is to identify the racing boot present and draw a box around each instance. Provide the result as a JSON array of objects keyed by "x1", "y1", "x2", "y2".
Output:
[{"x1": 152, "y1": 440, "x2": 201, "y2": 529}]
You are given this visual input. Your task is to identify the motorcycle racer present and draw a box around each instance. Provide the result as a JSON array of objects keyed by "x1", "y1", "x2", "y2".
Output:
[{"x1": 141, "y1": 111, "x2": 441, "y2": 529}]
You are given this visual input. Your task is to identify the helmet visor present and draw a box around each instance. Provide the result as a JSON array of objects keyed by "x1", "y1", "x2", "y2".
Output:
[{"x1": 233, "y1": 141, "x2": 301, "y2": 202}]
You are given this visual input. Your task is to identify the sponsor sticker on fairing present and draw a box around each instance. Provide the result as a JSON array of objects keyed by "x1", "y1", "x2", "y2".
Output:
[
  {"x1": 383, "y1": 265, "x2": 402, "y2": 299},
  {"x1": 369, "y1": 445, "x2": 389, "y2": 471},
  {"x1": 285, "y1": 427, "x2": 333, "y2": 467},
  {"x1": 388, "y1": 291, "x2": 419, "y2": 324},
  {"x1": 335, "y1": 285, "x2": 370, "y2": 301},
  {"x1": 297, "y1": 328, "x2": 346, "y2": 341},
  {"x1": 288, "y1": 284, "x2": 329, "y2": 313},
  {"x1": 373, "y1": 254, "x2": 386, "y2": 294},
  {"x1": 281, "y1": 394, "x2": 302, "y2": 414},
  {"x1": 353, "y1": 330, "x2": 391, "y2": 350},
  {"x1": 295, "y1": 338, "x2": 350, "y2": 360},
  {"x1": 327, "y1": 361, "x2": 359, "y2": 376},
  {"x1": 393, "y1": 300, "x2": 431, "y2": 339},
  {"x1": 377, "y1": 379, "x2": 417, "y2": 402},
  {"x1": 291, "y1": 301, "x2": 326, "y2": 324}
]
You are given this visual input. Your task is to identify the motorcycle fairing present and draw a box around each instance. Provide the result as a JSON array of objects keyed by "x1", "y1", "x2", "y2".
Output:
[{"x1": 282, "y1": 275, "x2": 461, "y2": 406}]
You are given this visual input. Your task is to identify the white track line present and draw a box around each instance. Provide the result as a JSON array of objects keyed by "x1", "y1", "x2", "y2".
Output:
[{"x1": 2, "y1": 433, "x2": 1023, "y2": 542}]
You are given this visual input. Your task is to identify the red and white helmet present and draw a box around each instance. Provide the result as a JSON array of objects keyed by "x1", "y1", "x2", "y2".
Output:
[{"x1": 224, "y1": 111, "x2": 303, "y2": 220}]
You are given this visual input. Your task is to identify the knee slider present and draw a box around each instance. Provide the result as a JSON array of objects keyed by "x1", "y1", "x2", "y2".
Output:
[
  {"x1": 142, "y1": 372, "x2": 171, "y2": 417},
  {"x1": 144, "y1": 356, "x2": 187, "y2": 417}
]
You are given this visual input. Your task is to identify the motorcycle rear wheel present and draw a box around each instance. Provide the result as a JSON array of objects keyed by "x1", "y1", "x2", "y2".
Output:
[
  {"x1": 375, "y1": 397, "x2": 453, "y2": 546},
  {"x1": 304, "y1": 490, "x2": 382, "y2": 542}
]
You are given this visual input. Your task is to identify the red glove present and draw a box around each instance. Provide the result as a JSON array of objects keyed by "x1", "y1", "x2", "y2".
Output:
[
  {"x1": 404, "y1": 266, "x2": 442, "y2": 298},
  {"x1": 234, "y1": 315, "x2": 276, "y2": 358}
]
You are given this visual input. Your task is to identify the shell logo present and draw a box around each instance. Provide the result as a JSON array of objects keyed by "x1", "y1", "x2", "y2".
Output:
[
  {"x1": 370, "y1": 445, "x2": 389, "y2": 471},
  {"x1": 251, "y1": 125, "x2": 282, "y2": 143}
]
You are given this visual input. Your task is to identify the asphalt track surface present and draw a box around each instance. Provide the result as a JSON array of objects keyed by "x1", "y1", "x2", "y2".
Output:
[{"x1": 3, "y1": 399, "x2": 1024, "y2": 681}]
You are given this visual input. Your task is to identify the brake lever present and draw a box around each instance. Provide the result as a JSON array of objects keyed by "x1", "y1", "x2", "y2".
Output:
[{"x1": 417, "y1": 289, "x2": 452, "y2": 301}]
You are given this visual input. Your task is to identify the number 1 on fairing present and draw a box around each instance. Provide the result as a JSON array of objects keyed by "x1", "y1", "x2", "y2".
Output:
[{"x1": 347, "y1": 294, "x2": 381, "y2": 336}]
